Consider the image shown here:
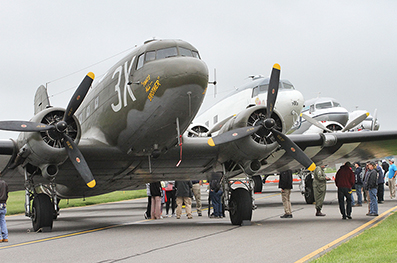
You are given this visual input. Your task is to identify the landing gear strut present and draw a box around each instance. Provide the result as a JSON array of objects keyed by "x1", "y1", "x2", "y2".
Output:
[{"x1": 24, "y1": 168, "x2": 57, "y2": 232}]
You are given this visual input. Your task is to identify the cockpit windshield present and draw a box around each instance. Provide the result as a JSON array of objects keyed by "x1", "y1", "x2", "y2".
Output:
[
  {"x1": 136, "y1": 46, "x2": 201, "y2": 70},
  {"x1": 315, "y1": 102, "x2": 333, "y2": 109},
  {"x1": 251, "y1": 82, "x2": 293, "y2": 98}
]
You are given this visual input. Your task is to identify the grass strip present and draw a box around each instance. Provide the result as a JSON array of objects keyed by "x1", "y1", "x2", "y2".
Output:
[{"x1": 313, "y1": 211, "x2": 397, "y2": 262}]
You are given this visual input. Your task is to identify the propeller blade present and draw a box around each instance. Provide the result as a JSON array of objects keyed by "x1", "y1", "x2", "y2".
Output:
[
  {"x1": 207, "y1": 126, "x2": 262, "y2": 147},
  {"x1": 0, "y1": 121, "x2": 54, "y2": 132},
  {"x1": 266, "y1": 64, "x2": 281, "y2": 118},
  {"x1": 62, "y1": 134, "x2": 96, "y2": 188},
  {"x1": 300, "y1": 114, "x2": 333, "y2": 133},
  {"x1": 341, "y1": 112, "x2": 369, "y2": 132},
  {"x1": 64, "y1": 72, "x2": 95, "y2": 123},
  {"x1": 371, "y1": 109, "x2": 378, "y2": 131},
  {"x1": 207, "y1": 115, "x2": 234, "y2": 135},
  {"x1": 272, "y1": 129, "x2": 316, "y2": 171}
]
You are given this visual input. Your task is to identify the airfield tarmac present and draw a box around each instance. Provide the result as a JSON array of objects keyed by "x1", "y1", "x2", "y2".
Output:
[{"x1": 1, "y1": 180, "x2": 397, "y2": 263}]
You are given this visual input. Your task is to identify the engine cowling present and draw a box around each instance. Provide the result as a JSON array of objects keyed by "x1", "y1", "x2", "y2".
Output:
[
  {"x1": 216, "y1": 105, "x2": 283, "y2": 164},
  {"x1": 16, "y1": 107, "x2": 81, "y2": 173}
]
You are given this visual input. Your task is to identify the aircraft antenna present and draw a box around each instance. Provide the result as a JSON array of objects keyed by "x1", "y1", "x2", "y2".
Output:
[{"x1": 208, "y1": 68, "x2": 217, "y2": 98}]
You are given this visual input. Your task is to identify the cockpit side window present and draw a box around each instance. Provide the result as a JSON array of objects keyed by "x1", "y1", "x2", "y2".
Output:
[
  {"x1": 136, "y1": 53, "x2": 145, "y2": 70},
  {"x1": 157, "y1": 47, "x2": 178, "y2": 59},
  {"x1": 282, "y1": 83, "x2": 294, "y2": 89},
  {"x1": 192, "y1": 50, "x2": 200, "y2": 59},
  {"x1": 315, "y1": 102, "x2": 333, "y2": 109},
  {"x1": 333, "y1": 101, "x2": 341, "y2": 107},
  {"x1": 251, "y1": 84, "x2": 269, "y2": 98},
  {"x1": 179, "y1": 47, "x2": 193, "y2": 57},
  {"x1": 252, "y1": 86, "x2": 259, "y2": 97}
]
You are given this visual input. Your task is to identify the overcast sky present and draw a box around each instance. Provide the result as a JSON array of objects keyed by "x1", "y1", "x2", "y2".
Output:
[{"x1": 0, "y1": 1, "x2": 396, "y2": 140}]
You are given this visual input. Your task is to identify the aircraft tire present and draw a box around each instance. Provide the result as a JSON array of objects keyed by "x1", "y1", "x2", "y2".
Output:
[
  {"x1": 304, "y1": 176, "x2": 315, "y2": 204},
  {"x1": 32, "y1": 193, "x2": 54, "y2": 232},
  {"x1": 253, "y1": 175, "x2": 263, "y2": 193},
  {"x1": 229, "y1": 188, "x2": 252, "y2": 225}
]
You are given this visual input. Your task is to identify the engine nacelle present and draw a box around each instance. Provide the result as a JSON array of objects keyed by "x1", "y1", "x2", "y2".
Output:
[
  {"x1": 16, "y1": 107, "x2": 81, "y2": 172},
  {"x1": 216, "y1": 105, "x2": 282, "y2": 163}
]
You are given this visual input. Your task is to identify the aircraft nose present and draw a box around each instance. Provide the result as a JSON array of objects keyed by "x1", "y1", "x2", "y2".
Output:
[{"x1": 166, "y1": 57, "x2": 209, "y2": 90}]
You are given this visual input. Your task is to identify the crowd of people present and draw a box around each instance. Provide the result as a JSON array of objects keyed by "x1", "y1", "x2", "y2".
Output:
[
  {"x1": 279, "y1": 159, "x2": 397, "y2": 220},
  {"x1": 143, "y1": 173, "x2": 224, "y2": 220}
]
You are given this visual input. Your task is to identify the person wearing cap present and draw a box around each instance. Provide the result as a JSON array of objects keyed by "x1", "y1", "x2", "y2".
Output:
[
  {"x1": 366, "y1": 162, "x2": 379, "y2": 216},
  {"x1": 387, "y1": 159, "x2": 397, "y2": 199},
  {"x1": 313, "y1": 165, "x2": 328, "y2": 216},
  {"x1": 335, "y1": 162, "x2": 355, "y2": 219}
]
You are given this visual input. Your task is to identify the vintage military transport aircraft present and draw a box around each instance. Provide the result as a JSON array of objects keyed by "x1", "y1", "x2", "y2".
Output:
[{"x1": 1, "y1": 39, "x2": 397, "y2": 231}]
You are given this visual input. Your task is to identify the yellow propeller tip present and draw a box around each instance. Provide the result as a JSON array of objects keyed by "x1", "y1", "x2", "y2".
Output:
[
  {"x1": 208, "y1": 138, "x2": 215, "y2": 147},
  {"x1": 87, "y1": 179, "x2": 96, "y2": 188},
  {"x1": 307, "y1": 163, "x2": 316, "y2": 172},
  {"x1": 273, "y1": 63, "x2": 281, "y2": 70},
  {"x1": 366, "y1": 112, "x2": 370, "y2": 117},
  {"x1": 87, "y1": 72, "x2": 95, "y2": 80}
]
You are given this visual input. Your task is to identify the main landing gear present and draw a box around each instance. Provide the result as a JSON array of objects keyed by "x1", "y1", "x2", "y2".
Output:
[
  {"x1": 222, "y1": 176, "x2": 255, "y2": 225},
  {"x1": 24, "y1": 168, "x2": 59, "y2": 232},
  {"x1": 298, "y1": 169, "x2": 315, "y2": 204}
]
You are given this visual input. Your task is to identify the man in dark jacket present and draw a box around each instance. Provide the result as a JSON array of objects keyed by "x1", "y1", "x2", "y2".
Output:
[
  {"x1": 352, "y1": 162, "x2": 363, "y2": 207},
  {"x1": 0, "y1": 179, "x2": 8, "y2": 242},
  {"x1": 279, "y1": 170, "x2": 293, "y2": 218},
  {"x1": 209, "y1": 172, "x2": 223, "y2": 218},
  {"x1": 335, "y1": 162, "x2": 355, "y2": 219},
  {"x1": 366, "y1": 162, "x2": 379, "y2": 216},
  {"x1": 175, "y1": 181, "x2": 193, "y2": 219}
]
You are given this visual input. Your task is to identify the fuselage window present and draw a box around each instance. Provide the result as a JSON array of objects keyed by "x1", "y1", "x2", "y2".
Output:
[
  {"x1": 213, "y1": 115, "x2": 218, "y2": 124},
  {"x1": 333, "y1": 101, "x2": 341, "y2": 107},
  {"x1": 157, "y1": 47, "x2": 178, "y2": 59},
  {"x1": 179, "y1": 47, "x2": 193, "y2": 57},
  {"x1": 315, "y1": 102, "x2": 333, "y2": 110},
  {"x1": 145, "y1": 51, "x2": 156, "y2": 62},
  {"x1": 136, "y1": 53, "x2": 144, "y2": 70}
]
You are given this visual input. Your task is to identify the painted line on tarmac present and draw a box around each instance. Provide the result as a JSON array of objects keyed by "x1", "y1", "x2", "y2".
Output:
[{"x1": 295, "y1": 205, "x2": 397, "y2": 263}]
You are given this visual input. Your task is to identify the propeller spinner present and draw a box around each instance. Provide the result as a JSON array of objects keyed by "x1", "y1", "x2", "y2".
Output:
[
  {"x1": 0, "y1": 73, "x2": 96, "y2": 188},
  {"x1": 208, "y1": 64, "x2": 316, "y2": 172}
]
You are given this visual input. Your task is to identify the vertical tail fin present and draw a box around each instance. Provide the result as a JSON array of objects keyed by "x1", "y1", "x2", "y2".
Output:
[{"x1": 34, "y1": 85, "x2": 51, "y2": 115}]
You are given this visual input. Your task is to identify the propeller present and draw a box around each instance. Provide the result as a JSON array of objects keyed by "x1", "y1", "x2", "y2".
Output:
[
  {"x1": 341, "y1": 112, "x2": 369, "y2": 132},
  {"x1": 207, "y1": 64, "x2": 316, "y2": 172},
  {"x1": 0, "y1": 73, "x2": 96, "y2": 188},
  {"x1": 300, "y1": 113, "x2": 333, "y2": 133},
  {"x1": 301, "y1": 111, "x2": 369, "y2": 133}
]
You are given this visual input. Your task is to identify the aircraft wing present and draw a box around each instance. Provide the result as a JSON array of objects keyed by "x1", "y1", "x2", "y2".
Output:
[{"x1": 260, "y1": 130, "x2": 397, "y2": 173}]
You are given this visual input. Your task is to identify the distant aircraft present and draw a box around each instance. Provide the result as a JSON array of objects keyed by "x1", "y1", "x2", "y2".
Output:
[
  {"x1": 289, "y1": 97, "x2": 379, "y2": 203},
  {"x1": 1, "y1": 39, "x2": 397, "y2": 231},
  {"x1": 293, "y1": 97, "x2": 378, "y2": 134}
]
